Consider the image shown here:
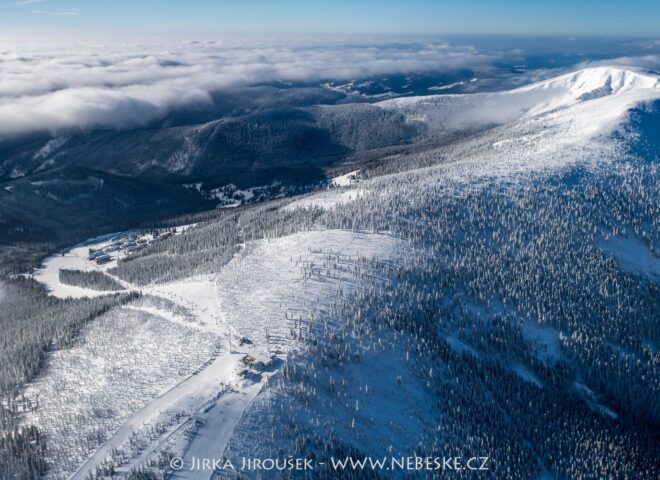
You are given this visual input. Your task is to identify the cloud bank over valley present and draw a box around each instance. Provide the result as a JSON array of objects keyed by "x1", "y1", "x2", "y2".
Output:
[
  {"x1": 1, "y1": 37, "x2": 658, "y2": 139},
  {"x1": 0, "y1": 39, "x2": 496, "y2": 138}
]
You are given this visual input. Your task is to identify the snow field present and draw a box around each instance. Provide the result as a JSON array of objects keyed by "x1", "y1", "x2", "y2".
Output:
[
  {"x1": 20, "y1": 307, "x2": 220, "y2": 479},
  {"x1": 378, "y1": 67, "x2": 659, "y2": 135},
  {"x1": 213, "y1": 229, "x2": 407, "y2": 358},
  {"x1": 283, "y1": 187, "x2": 368, "y2": 211},
  {"x1": 25, "y1": 228, "x2": 410, "y2": 478}
]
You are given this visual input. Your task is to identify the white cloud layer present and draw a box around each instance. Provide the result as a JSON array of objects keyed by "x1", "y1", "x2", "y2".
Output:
[
  {"x1": 0, "y1": 39, "x2": 498, "y2": 138},
  {"x1": 15, "y1": 0, "x2": 49, "y2": 5},
  {"x1": 30, "y1": 8, "x2": 81, "y2": 16},
  {"x1": 579, "y1": 54, "x2": 660, "y2": 71}
]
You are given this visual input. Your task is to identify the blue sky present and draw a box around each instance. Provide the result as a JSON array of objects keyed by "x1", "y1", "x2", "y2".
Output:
[{"x1": 1, "y1": 0, "x2": 659, "y2": 38}]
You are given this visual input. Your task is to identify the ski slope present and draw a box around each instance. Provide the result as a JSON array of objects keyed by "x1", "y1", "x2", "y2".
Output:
[{"x1": 25, "y1": 228, "x2": 408, "y2": 478}]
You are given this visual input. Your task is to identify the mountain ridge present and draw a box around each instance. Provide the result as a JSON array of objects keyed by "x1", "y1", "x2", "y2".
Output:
[{"x1": 1, "y1": 66, "x2": 658, "y2": 249}]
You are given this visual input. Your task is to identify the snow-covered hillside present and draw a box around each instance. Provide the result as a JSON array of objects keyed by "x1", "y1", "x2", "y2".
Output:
[
  {"x1": 7, "y1": 65, "x2": 659, "y2": 480},
  {"x1": 280, "y1": 68, "x2": 660, "y2": 215},
  {"x1": 378, "y1": 67, "x2": 659, "y2": 138},
  {"x1": 515, "y1": 67, "x2": 658, "y2": 99},
  {"x1": 23, "y1": 229, "x2": 409, "y2": 478}
]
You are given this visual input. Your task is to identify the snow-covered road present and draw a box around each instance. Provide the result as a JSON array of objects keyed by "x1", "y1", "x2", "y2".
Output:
[{"x1": 69, "y1": 352, "x2": 242, "y2": 480}]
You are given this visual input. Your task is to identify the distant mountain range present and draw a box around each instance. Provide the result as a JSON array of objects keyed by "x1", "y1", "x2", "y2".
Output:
[{"x1": 1, "y1": 67, "x2": 657, "y2": 246}]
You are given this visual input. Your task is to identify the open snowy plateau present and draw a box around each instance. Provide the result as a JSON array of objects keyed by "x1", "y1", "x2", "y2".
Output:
[{"x1": 11, "y1": 66, "x2": 660, "y2": 479}]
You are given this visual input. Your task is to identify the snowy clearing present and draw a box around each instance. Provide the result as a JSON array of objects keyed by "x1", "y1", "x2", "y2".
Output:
[
  {"x1": 23, "y1": 228, "x2": 409, "y2": 478},
  {"x1": 168, "y1": 229, "x2": 409, "y2": 477},
  {"x1": 214, "y1": 229, "x2": 407, "y2": 357},
  {"x1": 282, "y1": 187, "x2": 368, "y2": 211},
  {"x1": 330, "y1": 169, "x2": 360, "y2": 187},
  {"x1": 597, "y1": 235, "x2": 660, "y2": 278}
]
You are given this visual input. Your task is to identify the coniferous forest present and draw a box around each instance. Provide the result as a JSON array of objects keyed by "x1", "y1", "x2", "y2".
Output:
[{"x1": 0, "y1": 31, "x2": 659, "y2": 480}]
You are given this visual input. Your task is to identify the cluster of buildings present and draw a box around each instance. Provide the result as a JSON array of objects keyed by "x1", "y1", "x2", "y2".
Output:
[{"x1": 87, "y1": 231, "x2": 173, "y2": 265}]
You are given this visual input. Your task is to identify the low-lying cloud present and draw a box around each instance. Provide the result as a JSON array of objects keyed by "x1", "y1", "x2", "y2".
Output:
[
  {"x1": 30, "y1": 8, "x2": 81, "y2": 16},
  {"x1": 579, "y1": 54, "x2": 660, "y2": 71},
  {"x1": 0, "y1": 39, "x2": 496, "y2": 138}
]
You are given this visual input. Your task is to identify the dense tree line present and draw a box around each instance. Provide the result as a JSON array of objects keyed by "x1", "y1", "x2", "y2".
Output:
[
  {"x1": 0, "y1": 426, "x2": 47, "y2": 480},
  {"x1": 58, "y1": 269, "x2": 124, "y2": 291},
  {"x1": 0, "y1": 277, "x2": 137, "y2": 479}
]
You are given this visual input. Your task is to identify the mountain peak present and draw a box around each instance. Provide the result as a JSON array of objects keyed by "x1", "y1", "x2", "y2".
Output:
[{"x1": 518, "y1": 66, "x2": 659, "y2": 98}]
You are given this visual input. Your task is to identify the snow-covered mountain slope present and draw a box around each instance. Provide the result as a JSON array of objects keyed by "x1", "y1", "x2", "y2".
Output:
[
  {"x1": 514, "y1": 67, "x2": 658, "y2": 100},
  {"x1": 285, "y1": 67, "x2": 660, "y2": 213},
  {"x1": 8, "y1": 67, "x2": 660, "y2": 480},
  {"x1": 2, "y1": 67, "x2": 657, "y2": 248},
  {"x1": 214, "y1": 230, "x2": 407, "y2": 357},
  {"x1": 23, "y1": 229, "x2": 410, "y2": 478},
  {"x1": 378, "y1": 67, "x2": 659, "y2": 138}
]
